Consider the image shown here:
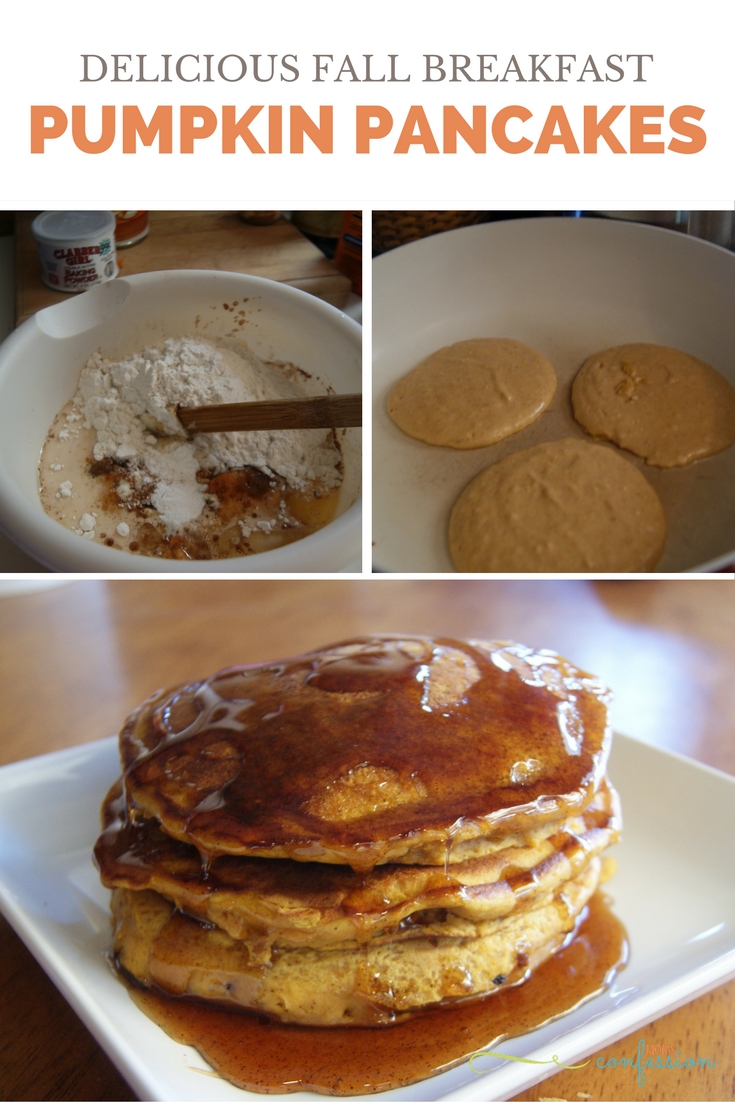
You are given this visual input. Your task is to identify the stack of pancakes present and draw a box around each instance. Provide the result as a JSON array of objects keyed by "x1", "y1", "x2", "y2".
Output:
[{"x1": 95, "y1": 635, "x2": 621, "y2": 1026}]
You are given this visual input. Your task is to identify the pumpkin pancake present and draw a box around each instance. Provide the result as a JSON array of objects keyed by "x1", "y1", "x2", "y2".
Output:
[
  {"x1": 96, "y1": 779, "x2": 619, "y2": 957},
  {"x1": 572, "y1": 342, "x2": 735, "y2": 467},
  {"x1": 111, "y1": 857, "x2": 601, "y2": 1026},
  {"x1": 448, "y1": 439, "x2": 666, "y2": 573},
  {"x1": 386, "y1": 338, "x2": 556, "y2": 449},
  {"x1": 118, "y1": 636, "x2": 613, "y2": 870}
]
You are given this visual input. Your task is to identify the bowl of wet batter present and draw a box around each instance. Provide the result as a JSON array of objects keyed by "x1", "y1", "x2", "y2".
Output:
[{"x1": 0, "y1": 271, "x2": 362, "y2": 572}]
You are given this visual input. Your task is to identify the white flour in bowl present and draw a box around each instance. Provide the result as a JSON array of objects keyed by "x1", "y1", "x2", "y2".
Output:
[{"x1": 39, "y1": 336, "x2": 344, "y2": 559}]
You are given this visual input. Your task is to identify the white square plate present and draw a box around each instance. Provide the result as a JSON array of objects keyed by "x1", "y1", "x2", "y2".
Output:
[
  {"x1": 1, "y1": 733, "x2": 734, "y2": 1101},
  {"x1": 372, "y1": 218, "x2": 735, "y2": 573}
]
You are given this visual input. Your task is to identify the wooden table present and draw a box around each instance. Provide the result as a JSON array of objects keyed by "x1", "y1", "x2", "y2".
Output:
[
  {"x1": 0, "y1": 578, "x2": 733, "y2": 1101},
  {"x1": 14, "y1": 211, "x2": 352, "y2": 326}
]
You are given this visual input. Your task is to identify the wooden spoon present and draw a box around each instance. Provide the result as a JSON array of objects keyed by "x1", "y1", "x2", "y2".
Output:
[{"x1": 176, "y1": 393, "x2": 362, "y2": 433}]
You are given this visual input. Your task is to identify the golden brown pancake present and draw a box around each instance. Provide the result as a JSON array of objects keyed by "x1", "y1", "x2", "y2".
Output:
[
  {"x1": 386, "y1": 338, "x2": 556, "y2": 449},
  {"x1": 111, "y1": 858, "x2": 600, "y2": 1026},
  {"x1": 572, "y1": 342, "x2": 735, "y2": 467},
  {"x1": 98, "y1": 636, "x2": 621, "y2": 1033},
  {"x1": 118, "y1": 636, "x2": 613, "y2": 870},
  {"x1": 96, "y1": 780, "x2": 619, "y2": 956},
  {"x1": 448, "y1": 439, "x2": 666, "y2": 573}
]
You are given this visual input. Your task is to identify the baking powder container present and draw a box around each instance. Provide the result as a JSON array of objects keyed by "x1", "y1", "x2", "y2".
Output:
[{"x1": 31, "y1": 211, "x2": 118, "y2": 293}]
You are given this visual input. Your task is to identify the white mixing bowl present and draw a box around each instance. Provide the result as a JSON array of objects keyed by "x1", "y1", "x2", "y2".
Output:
[{"x1": 0, "y1": 271, "x2": 362, "y2": 572}]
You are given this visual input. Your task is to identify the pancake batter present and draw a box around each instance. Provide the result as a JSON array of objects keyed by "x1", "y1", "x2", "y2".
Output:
[
  {"x1": 386, "y1": 338, "x2": 556, "y2": 449},
  {"x1": 38, "y1": 336, "x2": 343, "y2": 559},
  {"x1": 572, "y1": 342, "x2": 735, "y2": 467},
  {"x1": 448, "y1": 438, "x2": 666, "y2": 572}
]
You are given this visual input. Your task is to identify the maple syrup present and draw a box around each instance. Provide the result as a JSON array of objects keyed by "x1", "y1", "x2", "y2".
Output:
[
  {"x1": 122, "y1": 637, "x2": 613, "y2": 870},
  {"x1": 125, "y1": 892, "x2": 627, "y2": 1095}
]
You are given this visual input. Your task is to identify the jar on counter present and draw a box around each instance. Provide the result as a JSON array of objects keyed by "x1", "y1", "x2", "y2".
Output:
[
  {"x1": 31, "y1": 211, "x2": 118, "y2": 293},
  {"x1": 291, "y1": 212, "x2": 346, "y2": 258},
  {"x1": 114, "y1": 211, "x2": 150, "y2": 247},
  {"x1": 333, "y1": 212, "x2": 362, "y2": 295},
  {"x1": 238, "y1": 211, "x2": 281, "y2": 225},
  {"x1": 291, "y1": 211, "x2": 345, "y2": 238}
]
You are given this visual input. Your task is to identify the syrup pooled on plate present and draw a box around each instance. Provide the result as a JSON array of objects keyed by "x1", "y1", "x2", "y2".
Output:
[{"x1": 124, "y1": 893, "x2": 627, "y2": 1095}]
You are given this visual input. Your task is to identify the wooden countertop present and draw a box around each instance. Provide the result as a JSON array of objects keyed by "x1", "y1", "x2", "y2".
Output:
[
  {"x1": 15, "y1": 211, "x2": 352, "y2": 326},
  {"x1": 0, "y1": 578, "x2": 733, "y2": 1101}
]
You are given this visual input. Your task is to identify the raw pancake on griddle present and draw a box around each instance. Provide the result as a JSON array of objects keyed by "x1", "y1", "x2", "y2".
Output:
[
  {"x1": 386, "y1": 338, "x2": 556, "y2": 449},
  {"x1": 118, "y1": 636, "x2": 613, "y2": 869},
  {"x1": 572, "y1": 342, "x2": 735, "y2": 467},
  {"x1": 448, "y1": 439, "x2": 666, "y2": 573}
]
